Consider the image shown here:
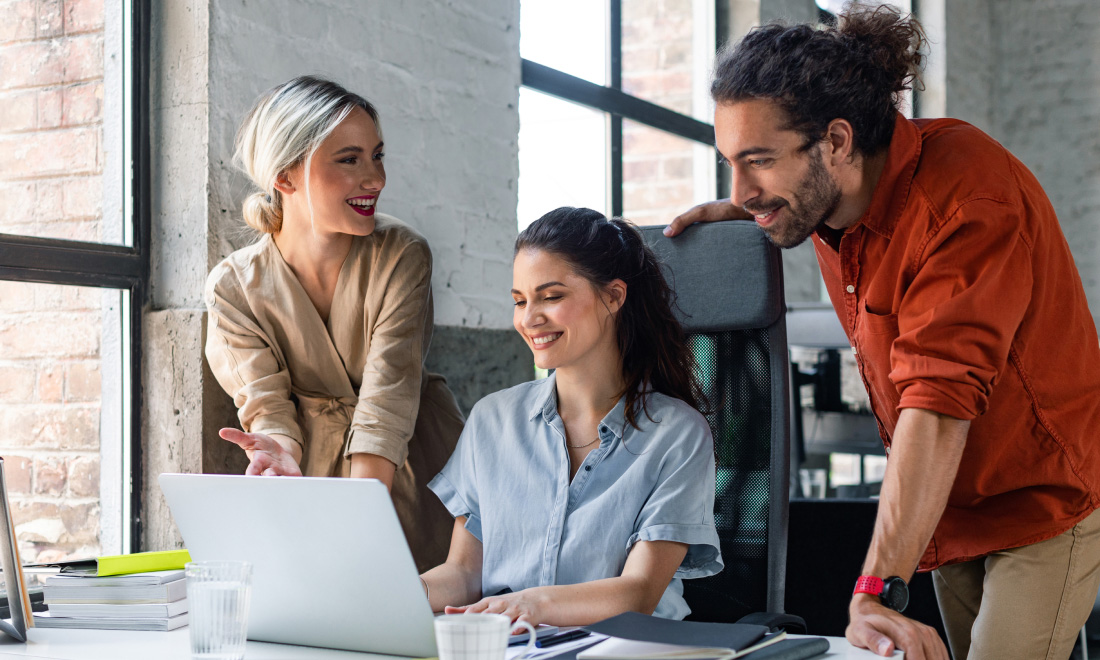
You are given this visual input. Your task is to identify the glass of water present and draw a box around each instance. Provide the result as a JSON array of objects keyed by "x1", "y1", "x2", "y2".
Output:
[{"x1": 186, "y1": 560, "x2": 253, "y2": 660}]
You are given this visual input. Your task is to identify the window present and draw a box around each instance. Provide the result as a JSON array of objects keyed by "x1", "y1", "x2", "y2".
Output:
[
  {"x1": 0, "y1": 0, "x2": 149, "y2": 559},
  {"x1": 518, "y1": 0, "x2": 721, "y2": 230}
]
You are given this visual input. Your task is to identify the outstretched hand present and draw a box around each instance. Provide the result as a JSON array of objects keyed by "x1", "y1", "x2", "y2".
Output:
[
  {"x1": 662, "y1": 199, "x2": 753, "y2": 237},
  {"x1": 219, "y1": 428, "x2": 303, "y2": 477},
  {"x1": 444, "y1": 589, "x2": 547, "y2": 626},
  {"x1": 846, "y1": 596, "x2": 947, "y2": 660}
]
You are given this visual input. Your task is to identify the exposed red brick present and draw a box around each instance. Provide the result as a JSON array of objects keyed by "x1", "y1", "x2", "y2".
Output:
[
  {"x1": 61, "y1": 80, "x2": 100, "y2": 126},
  {"x1": 0, "y1": 182, "x2": 36, "y2": 228},
  {"x1": 66, "y1": 455, "x2": 98, "y2": 497},
  {"x1": 61, "y1": 174, "x2": 102, "y2": 219},
  {"x1": 0, "y1": 90, "x2": 37, "y2": 132},
  {"x1": 0, "y1": 126, "x2": 98, "y2": 177},
  {"x1": 65, "y1": 360, "x2": 99, "y2": 401},
  {"x1": 0, "y1": 0, "x2": 38, "y2": 43},
  {"x1": 39, "y1": 218, "x2": 101, "y2": 242},
  {"x1": 0, "y1": 280, "x2": 35, "y2": 313},
  {"x1": 36, "y1": 0, "x2": 64, "y2": 39},
  {"x1": 0, "y1": 312, "x2": 100, "y2": 357},
  {"x1": 33, "y1": 405, "x2": 99, "y2": 449},
  {"x1": 0, "y1": 365, "x2": 36, "y2": 403},
  {"x1": 3, "y1": 455, "x2": 33, "y2": 494},
  {"x1": 33, "y1": 456, "x2": 66, "y2": 495},
  {"x1": 37, "y1": 86, "x2": 63, "y2": 128},
  {"x1": 0, "y1": 40, "x2": 65, "y2": 90},
  {"x1": 37, "y1": 364, "x2": 63, "y2": 402},
  {"x1": 60, "y1": 501, "x2": 98, "y2": 543},
  {"x1": 64, "y1": 0, "x2": 104, "y2": 34},
  {"x1": 61, "y1": 33, "x2": 102, "y2": 83},
  {"x1": 34, "y1": 178, "x2": 65, "y2": 223}
]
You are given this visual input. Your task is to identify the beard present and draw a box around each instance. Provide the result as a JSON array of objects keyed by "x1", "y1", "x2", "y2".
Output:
[{"x1": 745, "y1": 151, "x2": 842, "y2": 249}]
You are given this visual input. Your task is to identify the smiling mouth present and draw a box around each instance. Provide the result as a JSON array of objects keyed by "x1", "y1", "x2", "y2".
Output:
[
  {"x1": 348, "y1": 197, "x2": 377, "y2": 216},
  {"x1": 531, "y1": 333, "x2": 562, "y2": 348},
  {"x1": 748, "y1": 206, "x2": 781, "y2": 227}
]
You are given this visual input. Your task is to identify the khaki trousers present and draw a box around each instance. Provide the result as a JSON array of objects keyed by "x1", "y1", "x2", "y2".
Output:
[{"x1": 932, "y1": 508, "x2": 1100, "y2": 660}]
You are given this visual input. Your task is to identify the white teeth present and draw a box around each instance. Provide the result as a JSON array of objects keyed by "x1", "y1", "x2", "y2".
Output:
[
  {"x1": 348, "y1": 198, "x2": 376, "y2": 207},
  {"x1": 532, "y1": 333, "x2": 561, "y2": 345}
]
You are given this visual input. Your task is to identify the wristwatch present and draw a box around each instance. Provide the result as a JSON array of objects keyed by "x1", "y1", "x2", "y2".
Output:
[{"x1": 853, "y1": 575, "x2": 909, "y2": 612}]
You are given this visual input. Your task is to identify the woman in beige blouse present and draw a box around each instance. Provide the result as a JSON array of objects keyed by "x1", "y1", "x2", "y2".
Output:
[{"x1": 204, "y1": 76, "x2": 463, "y2": 570}]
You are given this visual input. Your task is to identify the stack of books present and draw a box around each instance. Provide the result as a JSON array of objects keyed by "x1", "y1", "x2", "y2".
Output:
[{"x1": 32, "y1": 550, "x2": 190, "y2": 631}]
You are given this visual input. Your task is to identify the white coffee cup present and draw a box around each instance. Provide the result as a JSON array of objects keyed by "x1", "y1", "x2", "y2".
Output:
[{"x1": 434, "y1": 613, "x2": 538, "y2": 660}]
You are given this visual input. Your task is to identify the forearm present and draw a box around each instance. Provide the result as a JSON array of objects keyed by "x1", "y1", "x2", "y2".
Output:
[
  {"x1": 349, "y1": 453, "x2": 397, "y2": 490},
  {"x1": 518, "y1": 575, "x2": 663, "y2": 627},
  {"x1": 859, "y1": 408, "x2": 969, "y2": 586},
  {"x1": 421, "y1": 561, "x2": 481, "y2": 612}
]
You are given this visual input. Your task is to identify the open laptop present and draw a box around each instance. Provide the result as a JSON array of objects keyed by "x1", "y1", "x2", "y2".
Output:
[{"x1": 159, "y1": 473, "x2": 437, "y2": 657}]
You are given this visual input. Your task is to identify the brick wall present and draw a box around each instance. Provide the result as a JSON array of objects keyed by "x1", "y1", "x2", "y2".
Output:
[
  {"x1": 621, "y1": 0, "x2": 703, "y2": 227},
  {"x1": 0, "y1": 0, "x2": 106, "y2": 562}
]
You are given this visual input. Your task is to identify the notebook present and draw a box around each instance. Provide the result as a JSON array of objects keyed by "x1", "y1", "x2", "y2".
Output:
[{"x1": 159, "y1": 473, "x2": 436, "y2": 657}]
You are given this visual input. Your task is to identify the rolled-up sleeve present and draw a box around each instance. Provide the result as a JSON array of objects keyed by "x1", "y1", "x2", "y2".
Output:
[
  {"x1": 627, "y1": 411, "x2": 723, "y2": 579},
  {"x1": 428, "y1": 401, "x2": 483, "y2": 540},
  {"x1": 204, "y1": 264, "x2": 303, "y2": 450},
  {"x1": 891, "y1": 199, "x2": 1033, "y2": 420},
  {"x1": 346, "y1": 238, "x2": 433, "y2": 468}
]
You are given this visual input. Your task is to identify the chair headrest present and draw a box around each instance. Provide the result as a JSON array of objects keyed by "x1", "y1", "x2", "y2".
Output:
[{"x1": 640, "y1": 221, "x2": 786, "y2": 332}]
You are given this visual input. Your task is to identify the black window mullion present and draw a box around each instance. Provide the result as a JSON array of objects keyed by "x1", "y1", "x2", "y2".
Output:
[{"x1": 609, "y1": 0, "x2": 623, "y2": 218}]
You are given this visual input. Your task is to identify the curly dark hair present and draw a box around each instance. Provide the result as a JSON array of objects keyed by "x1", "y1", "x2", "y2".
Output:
[
  {"x1": 515, "y1": 207, "x2": 706, "y2": 429},
  {"x1": 711, "y1": 3, "x2": 926, "y2": 156}
]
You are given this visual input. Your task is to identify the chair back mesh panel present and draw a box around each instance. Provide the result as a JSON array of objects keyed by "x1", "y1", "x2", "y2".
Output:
[{"x1": 640, "y1": 223, "x2": 789, "y2": 623}]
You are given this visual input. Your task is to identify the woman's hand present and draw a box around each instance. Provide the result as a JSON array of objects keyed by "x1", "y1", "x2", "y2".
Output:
[
  {"x1": 219, "y1": 428, "x2": 303, "y2": 477},
  {"x1": 445, "y1": 589, "x2": 548, "y2": 626}
]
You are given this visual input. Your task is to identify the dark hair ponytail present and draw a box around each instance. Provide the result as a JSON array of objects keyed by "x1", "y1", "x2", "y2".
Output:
[
  {"x1": 711, "y1": 2, "x2": 926, "y2": 155},
  {"x1": 515, "y1": 207, "x2": 705, "y2": 428}
]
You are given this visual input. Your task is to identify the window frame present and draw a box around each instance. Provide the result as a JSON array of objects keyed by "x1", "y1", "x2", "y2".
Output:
[
  {"x1": 0, "y1": 0, "x2": 151, "y2": 552},
  {"x1": 520, "y1": 0, "x2": 728, "y2": 217}
]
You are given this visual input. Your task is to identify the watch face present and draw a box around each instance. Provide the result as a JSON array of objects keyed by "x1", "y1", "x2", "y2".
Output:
[{"x1": 882, "y1": 577, "x2": 910, "y2": 612}]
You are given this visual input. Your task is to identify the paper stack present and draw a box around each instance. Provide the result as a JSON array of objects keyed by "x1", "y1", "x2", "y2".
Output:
[{"x1": 34, "y1": 569, "x2": 188, "y2": 631}]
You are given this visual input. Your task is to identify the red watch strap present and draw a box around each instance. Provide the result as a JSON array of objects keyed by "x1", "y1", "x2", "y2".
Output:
[{"x1": 854, "y1": 576, "x2": 885, "y2": 595}]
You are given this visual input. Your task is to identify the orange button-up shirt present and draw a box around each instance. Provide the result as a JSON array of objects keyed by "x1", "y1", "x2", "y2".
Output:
[{"x1": 813, "y1": 113, "x2": 1100, "y2": 570}]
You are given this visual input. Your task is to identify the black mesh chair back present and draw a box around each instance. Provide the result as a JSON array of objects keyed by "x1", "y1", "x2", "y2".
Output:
[{"x1": 641, "y1": 222, "x2": 790, "y2": 623}]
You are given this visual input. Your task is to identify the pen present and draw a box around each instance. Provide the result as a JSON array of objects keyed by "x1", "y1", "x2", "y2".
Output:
[{"x1": 535, "y1": 630, "x2": 591, "y2": 648}]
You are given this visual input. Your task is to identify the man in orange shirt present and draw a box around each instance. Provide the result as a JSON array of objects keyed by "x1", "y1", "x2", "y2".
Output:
[{"x1": 666, "y1": 5, "x2": 1100, "y2": 660}]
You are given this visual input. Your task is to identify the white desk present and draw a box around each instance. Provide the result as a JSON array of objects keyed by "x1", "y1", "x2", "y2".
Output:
[{"x1": 0, "y1": 629, "x2": 900, "y2": 659}]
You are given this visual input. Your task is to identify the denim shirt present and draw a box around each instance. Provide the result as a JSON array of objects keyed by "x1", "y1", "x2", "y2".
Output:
[{"x1": 428, "y1": 373, "x2": 723, "y2": 619}]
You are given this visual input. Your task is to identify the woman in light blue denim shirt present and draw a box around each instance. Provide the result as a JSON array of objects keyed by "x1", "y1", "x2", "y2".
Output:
[{"x1": 420, "y1": 207, "x2": 723, "y2": 626}]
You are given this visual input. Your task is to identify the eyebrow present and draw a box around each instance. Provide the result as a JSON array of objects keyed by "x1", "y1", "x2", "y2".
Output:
[
  {"x1": 732, "y1": 146, "x2": 777, "y2": 161},
  {"x1": 333, "y1": 141, "x2": 384, "y2": 156},
  {"x1": 510, "y1": 281, "x2": 566, "y2": 295}
]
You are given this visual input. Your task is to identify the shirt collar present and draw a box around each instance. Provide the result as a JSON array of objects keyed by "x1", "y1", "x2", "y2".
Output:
[
  {"x1": 844, "y1": 111, "x2": 923, "y2": 240},
  {"x1": 527, "y1": 371, "x2": 654, "y2": 440}
]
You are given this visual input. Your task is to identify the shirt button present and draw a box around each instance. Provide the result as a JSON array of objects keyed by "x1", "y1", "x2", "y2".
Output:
[
  {"x1": 584, "y1": 465, "x2": 591, "y2": 472},
  {"x1": 846, "y1": 285, "x2": 855, "y2": 294}
]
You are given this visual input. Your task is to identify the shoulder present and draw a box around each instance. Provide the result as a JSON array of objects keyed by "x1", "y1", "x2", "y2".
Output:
[
  {"x1": 911, "y1": 118, "x2": 1022, "y2": 215},
  {"x1": 635, "y1": 392, "x2": 713, "y2": 453},
  {"x1": 368, "y1": 213, "x2": 432, "y2": 265},
  {"x1": 204, "y1": 235, "x2": 274, "y2": 303}
]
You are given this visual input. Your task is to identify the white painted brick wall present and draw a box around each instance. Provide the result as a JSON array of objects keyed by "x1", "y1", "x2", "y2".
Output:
[{"x1": 206, "y1": 0, "x2": 521, "y2": 330}]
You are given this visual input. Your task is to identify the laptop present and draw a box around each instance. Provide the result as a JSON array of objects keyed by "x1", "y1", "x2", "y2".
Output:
[{"x1": 159, "y1": 473, "x2": 437, "y2": 657}]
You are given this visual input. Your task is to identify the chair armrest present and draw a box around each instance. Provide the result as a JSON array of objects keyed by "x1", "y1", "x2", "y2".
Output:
[{"x1": 736, "y1": 611, "x2": 808, "y2": 634}]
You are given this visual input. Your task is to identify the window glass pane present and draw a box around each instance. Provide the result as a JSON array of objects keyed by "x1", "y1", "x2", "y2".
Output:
[
  {"x1": 520, "y1": 0, "x2": 608, "y2": 86},
  {"x1": 622, "y1": 119, "x2": 716, "y2": 226},
  {"x1": 518, "y1": 88, "x2": 608, "y2": 230},
  {"x1": 0, "y1": 0, "x2": 128, "y2": 245},
  {"x1": 621, "y1": 0, "x2": 715, "y2": 121},
  {"x1": 0, "y1": 281, "x2": 127, "y2": 563}
]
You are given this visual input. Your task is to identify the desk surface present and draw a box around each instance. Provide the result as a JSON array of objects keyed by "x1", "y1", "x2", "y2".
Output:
[{"x1": 0, "y1": 629, "x2": 901, "y2": 659}]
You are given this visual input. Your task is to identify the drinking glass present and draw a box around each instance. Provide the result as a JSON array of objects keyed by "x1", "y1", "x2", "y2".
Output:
[{"x1": 186, "y1": 560, "x2": 253, "y2": 660}]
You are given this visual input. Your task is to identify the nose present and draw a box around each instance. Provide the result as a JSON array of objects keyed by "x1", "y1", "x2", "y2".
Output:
[
  {"x1": 362, "y1": 159, "x2": 386, "y2": 191},
  {"x1": 521, "y1": 303, "x2": 544, "y2": 331},
  {"x1": 729, "y1": 166, "x2": 760, "y2": 208}
]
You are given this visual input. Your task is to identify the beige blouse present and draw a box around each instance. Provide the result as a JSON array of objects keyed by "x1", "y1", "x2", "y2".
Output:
[{"x1": 204, "y1": 213, "x2": 463, "y2": 570}]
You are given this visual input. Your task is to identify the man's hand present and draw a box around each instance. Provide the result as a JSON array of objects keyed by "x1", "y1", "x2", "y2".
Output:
[
  {"x1": 846, "y1": 594, "x2": 947, "y2": 659},
  {"x1": 219, "y1": 428, "x2": 303, "y2": 477},
  {"x1": 663, "y1": 199, "x2": 753, "y2": 237},
  {"x1": 445, "y1": 589, "x2": 548, "y2": 626}
]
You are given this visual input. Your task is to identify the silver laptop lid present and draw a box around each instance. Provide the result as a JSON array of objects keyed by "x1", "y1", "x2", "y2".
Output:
[{"x1": 159, "y1": 473, "x2": 437, "y2": 657}]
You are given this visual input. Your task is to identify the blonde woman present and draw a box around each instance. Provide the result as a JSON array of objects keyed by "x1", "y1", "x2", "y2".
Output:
[{"x1": 204, "y1": 76, "x2": 463, "y2": 570}]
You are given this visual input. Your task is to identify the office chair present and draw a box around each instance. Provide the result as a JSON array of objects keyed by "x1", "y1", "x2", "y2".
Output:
[{"x1": 641, "y1": 222, "x2": 802, "y2": 632}]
